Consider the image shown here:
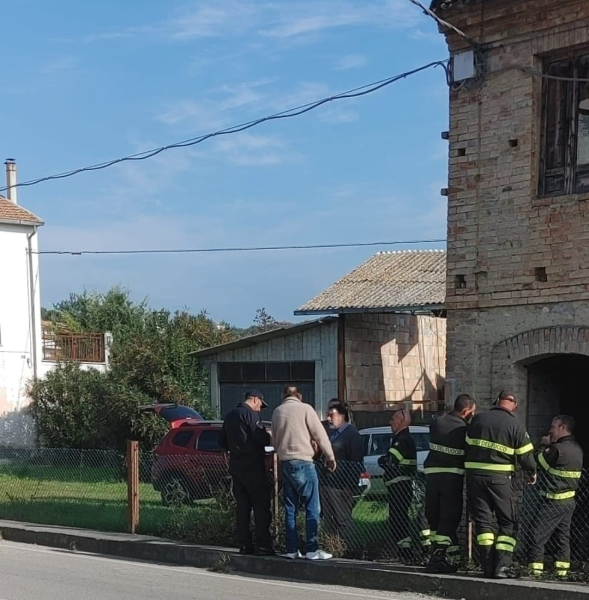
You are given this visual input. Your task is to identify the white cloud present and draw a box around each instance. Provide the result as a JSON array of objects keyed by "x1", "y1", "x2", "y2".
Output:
[
  {"x1": 335, "y1": 54, "x2": 368, "y2": 71},
  {"x1": 211, "y1": 133, "x2": 295, "y2": 166},
  {"x1": 38, "y1": 56, "x2": 78, "y2": 75},
  {"x1": 85, "y1": 0, "x2": 419, "y2": 44}
]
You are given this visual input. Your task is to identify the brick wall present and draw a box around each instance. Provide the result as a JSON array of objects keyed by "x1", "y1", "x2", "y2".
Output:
[
  {"x1": 344, "y1": 313, "x2": 446, "y2": 412},
  {"x1": 439, "y1": 0, "x2": 589, "y2": 413}
]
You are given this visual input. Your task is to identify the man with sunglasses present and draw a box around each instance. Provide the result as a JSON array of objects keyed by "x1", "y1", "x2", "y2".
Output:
[{"x1": 465, "y1": 390, "x2": 536, "y2": 579}]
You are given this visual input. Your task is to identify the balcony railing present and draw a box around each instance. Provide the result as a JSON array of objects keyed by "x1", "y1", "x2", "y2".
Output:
[{"x1": 42, "y1": 332, "x2": 106, "y2": 363}]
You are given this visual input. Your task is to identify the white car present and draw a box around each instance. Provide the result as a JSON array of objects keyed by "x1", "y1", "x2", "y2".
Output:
[{"x1": 360, "y1": 425, "x2": 430, "y2": 478}]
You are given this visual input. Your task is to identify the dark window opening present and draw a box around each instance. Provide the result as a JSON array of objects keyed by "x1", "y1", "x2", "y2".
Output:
[
  {"x1": 455, "y1": 274, "x2": 467, "y2": 289},
  {"x1": 197, "y1": 430, "x2": 223, "y2": 451},
  {"x1": 540, "y1": 51, "x2": 589, "y2": 196},
  {"x1": 535, "y1": 266, "x2": 548, "y2": 282},
  {"x1": 171, "y1": 431, "x2": 194, "y2": 448},
  {"x1": 457, "y1": 147, "x2": 466, "y2": 157},
  {"x1": 218, "y1": 361, "x2": 316, "y2": 383}
]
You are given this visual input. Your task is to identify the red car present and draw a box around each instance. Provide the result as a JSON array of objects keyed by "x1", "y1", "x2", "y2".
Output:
[
  {"x1": 145, "y1": 404, "x2": 370, "y2": 506},
  {"x1": 152, "y1": 421, "x2": 237, "y2": 505}
]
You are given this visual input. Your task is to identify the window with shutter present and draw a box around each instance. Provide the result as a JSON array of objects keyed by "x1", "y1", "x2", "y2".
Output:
[{"x1": 540, "y1": 51, "x2": 589, "y2": 197}]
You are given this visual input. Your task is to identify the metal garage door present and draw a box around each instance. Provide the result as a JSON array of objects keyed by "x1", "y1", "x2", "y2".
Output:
[{"x1": 218, "y1": 361, "x2": 315, "y2": 417}]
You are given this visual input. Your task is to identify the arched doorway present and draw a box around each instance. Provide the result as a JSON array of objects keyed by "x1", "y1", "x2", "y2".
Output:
[{"x1": 527, "y1": 354, "x2": 589, "y2": 464}]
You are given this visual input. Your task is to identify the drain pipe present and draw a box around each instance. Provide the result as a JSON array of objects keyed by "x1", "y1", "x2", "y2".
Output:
[{"x1": 27, "y1": 227, "x2": 39, "y2": 381}]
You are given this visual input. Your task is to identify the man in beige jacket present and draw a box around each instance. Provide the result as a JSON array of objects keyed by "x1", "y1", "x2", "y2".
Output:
[{"x1": 272, "y1": 386, "x2": 336, "y2": 560}]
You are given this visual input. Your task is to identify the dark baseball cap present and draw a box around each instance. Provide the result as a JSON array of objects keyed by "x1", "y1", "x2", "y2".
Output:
[
  {"x1": 245, "y1": 389, "x2": 268, "y2": 409},
  {"x1": 494, "y1": 390, "x2": 516, "y2": 405}
]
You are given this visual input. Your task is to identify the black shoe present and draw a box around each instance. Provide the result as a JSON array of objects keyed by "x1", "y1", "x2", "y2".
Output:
[
  {"x1": 255, "y1": 547, "x2": 276, "y2": 557},
  {"x1": 239, "y1": 546, "x2": 255, "y2": 555},
  {"x1": 427, "y1": 559, "x2": 458, "y2": 574}
]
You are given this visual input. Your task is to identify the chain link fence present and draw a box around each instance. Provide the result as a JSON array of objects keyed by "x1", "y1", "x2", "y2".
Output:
[{"x1": 0, "y1": 445, "x2": 587, "y2": 582}]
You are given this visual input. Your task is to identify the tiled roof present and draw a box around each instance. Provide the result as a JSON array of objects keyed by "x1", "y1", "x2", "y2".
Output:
[
  {"x1": 0, "y1": 196, "x2": 43, "y2": 225},
  {"x1": 296, "y1": 250, "x2": 446, "y2": 314}
]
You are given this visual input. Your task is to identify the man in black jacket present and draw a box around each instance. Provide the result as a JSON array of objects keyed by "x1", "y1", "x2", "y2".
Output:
[
  {"x1": 528, "y1": 415, "x2": 583, "y2": 579},
  {"x1": 466, "y1": 390, "x2": 536, "y2": 578},
  {"x1": 425, "y1": 394, "x2": 476, "y2": 573},
  {"x1": 379, "y1": 407, "x2": 430, "y2": 559},
  {"x1": 219, "y1": 389, "x2": 274, "y2": 555},
  {"x1": 320, "y1": 401, "x2": 364, "y2": 546}
]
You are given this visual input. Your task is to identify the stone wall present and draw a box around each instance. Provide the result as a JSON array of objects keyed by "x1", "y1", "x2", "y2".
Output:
[
  {"x1": 344, "y1": 313, "x2": 446, "y2": 412},
  {"x1": 438, "y1": 0, "x2": 589, "y2": 413}
]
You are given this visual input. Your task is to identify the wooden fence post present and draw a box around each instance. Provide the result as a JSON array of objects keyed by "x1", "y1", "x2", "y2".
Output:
[{"x1": 127, "y1": 440, "x2": 139, "y2": 534}]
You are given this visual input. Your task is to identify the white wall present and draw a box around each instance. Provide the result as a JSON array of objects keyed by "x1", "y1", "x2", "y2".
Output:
[{"x1": 0, "y1": 223, "x2": 40, "y2": 413}]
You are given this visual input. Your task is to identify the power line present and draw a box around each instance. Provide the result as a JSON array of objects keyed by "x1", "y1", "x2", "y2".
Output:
[
  {"x1": 37, "y1": 238, "x2": 446, "y2": 257},
  {"x1": 0, "y1": 61, "x2": 448, "y2": 194},
  {"x1": 407, "y1": 0, "x2": 478, "y2": 48}
]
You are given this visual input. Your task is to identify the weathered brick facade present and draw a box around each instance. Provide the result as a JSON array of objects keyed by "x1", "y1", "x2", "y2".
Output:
[
  {"x1": 438, "y1": 0, "x2": 589, "y2": 439},
  {"x1": 345, "y1": 313, "x2": 446, "y2": 411}
]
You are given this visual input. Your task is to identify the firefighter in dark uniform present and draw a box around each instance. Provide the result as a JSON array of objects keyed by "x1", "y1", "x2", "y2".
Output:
[
  {"x1": 528, "y1": 415, "x2": 583, "y2": 579},
  {"x1": 465, "y1": 390, "x2": 536, "y2": 578},
  {"x1": 378, "y1": 407, "x2": 430, "y2": 559},
  {"x1": 424, "y1": 394, "x2": 477, "y2": 573}
]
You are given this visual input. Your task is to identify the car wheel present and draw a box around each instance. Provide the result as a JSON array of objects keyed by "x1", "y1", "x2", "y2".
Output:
[{"x1": 161, "y1": 475, "x2": 192, "y2": 507}]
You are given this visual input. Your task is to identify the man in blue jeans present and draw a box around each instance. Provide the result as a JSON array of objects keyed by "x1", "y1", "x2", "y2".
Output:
[{"x1": 272, "y1": 386, "x2": 336, "y2": 560}]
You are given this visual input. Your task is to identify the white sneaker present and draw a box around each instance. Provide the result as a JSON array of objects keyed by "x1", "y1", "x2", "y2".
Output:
[
  {"x1": 285, "y1": 551, "x2": 303, "y2": 559},
  {"x1": 305, "y1": 550, "x2": 333, "y2": 561}
]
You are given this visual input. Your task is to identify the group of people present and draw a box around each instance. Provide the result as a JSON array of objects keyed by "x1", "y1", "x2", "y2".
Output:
[
  {"x1": 414, "y1": 391, "x2": 582, "y2": 579},
  {"x1": 220, "y1": 386, "x2": 584, "y2": 578},
  {"x1": 219, "y1": 387, "x2": 363, "y2": 560}
]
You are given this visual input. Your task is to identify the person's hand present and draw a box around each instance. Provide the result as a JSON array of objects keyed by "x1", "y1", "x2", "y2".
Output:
[
  {"x1": 528, "y1": 473, "x2": 537, "y2": 485},
  {"x1": 326, "y1": 458, "x2": 337, "y2": 472},
  {"x1": 541, "y1": 435, "x2": 550, "y2": 447}
]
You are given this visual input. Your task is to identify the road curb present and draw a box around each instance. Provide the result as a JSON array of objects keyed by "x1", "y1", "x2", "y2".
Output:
[{"x1": 0, "y1": 520, "x2": 588, "y2": 599}]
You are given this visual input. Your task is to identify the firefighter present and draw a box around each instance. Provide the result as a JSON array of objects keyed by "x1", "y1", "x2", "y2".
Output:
[
  {"x1": 465, "y1": 390, "x2": 536, "y2": 578},
  {"x1": 378, "y1": 407, "x2": 430, "y2": 560},
  {"x1": 528, "y1": 415, "x2": 583, "y2": 579},
  {"x1": 424, "y1": 394, "x2": 477, "y2": 573}
]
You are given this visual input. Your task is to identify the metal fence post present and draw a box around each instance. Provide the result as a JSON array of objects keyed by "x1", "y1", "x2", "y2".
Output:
[
  {"x1": 127, "y1": 441, "x2": 139, "y2": 534},
  {"x1": 272, "y1": 452, "x2": 280, "y2": 539}
]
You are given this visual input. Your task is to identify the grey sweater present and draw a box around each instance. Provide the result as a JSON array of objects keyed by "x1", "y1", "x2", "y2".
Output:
[{"x1": 271, "y1": 397, "x2": 335, "y2": 463}]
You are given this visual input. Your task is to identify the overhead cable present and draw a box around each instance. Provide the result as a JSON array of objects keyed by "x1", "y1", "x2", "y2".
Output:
[{"x1": 0, "y1": 61, "x2": 448, "y2": 193}]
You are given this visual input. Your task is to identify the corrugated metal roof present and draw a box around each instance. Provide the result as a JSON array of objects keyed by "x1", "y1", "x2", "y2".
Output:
[
  {"x1": 296, "y1": 250, "x2": 446, "y2": 314},
  {"x1": 0, "y1": 196, "x2": 43, "y2": 225},
  {"x1": 189, "y1": 317, "x2": 338, "y2": 358}
]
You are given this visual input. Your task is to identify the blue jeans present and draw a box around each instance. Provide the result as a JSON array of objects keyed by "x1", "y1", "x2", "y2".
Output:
[{"x1": 281, "y1": 460, "x2": 321, "y2": 554}]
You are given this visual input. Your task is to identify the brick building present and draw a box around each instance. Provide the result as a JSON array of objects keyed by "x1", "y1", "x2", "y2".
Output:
[
  {"x1": 432, "y1": 0, "x2": 589, "y2": 453},
  {"x1": 194, "y1": 250, "x2": 447, "y2": 428}
]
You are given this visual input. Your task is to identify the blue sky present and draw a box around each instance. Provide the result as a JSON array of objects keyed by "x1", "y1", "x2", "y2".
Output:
[{"x1": 3, "y1": 0, "x2": 449, "y2": 326}]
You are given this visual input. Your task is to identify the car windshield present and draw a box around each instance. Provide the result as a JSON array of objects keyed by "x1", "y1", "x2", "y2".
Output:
[
  {"x1": 364, "y1": 431, "x2": 430, "y2": 456},
  {"x1": 159, "y1": 405, "x2": 203, "y2": 421}
]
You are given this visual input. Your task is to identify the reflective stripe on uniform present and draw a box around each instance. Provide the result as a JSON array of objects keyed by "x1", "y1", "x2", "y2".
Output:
[
  {"x1": 465, "y1": 462, "x2": 515, "y2": 473},
  {"x1": 539, "y1": 453, "x2": 582, "y2": 479},
  {"x1": 540, "y1": 490, "x2": 576, "y2": 500},
  {"x1": 555, "y1": 561, "x2": 570, "y2": 569},
  {"x1": 466, "y1": 436, "x2": 514, "y2": 455},
  {"x1": 397, "y1": 537, "x2": 412, "y2": 549},
  {"x1": 529, "y1": 562, "x2": 544, "y2": 576},
  {"x1": 424, "y1": 467, "x2": 465, "y2": 476},
  {"x1": 389, "y1": 447, "x2": 404, "y2": 462},
  {"x1": 476, "y1": 532, "x2": 495, "y2": 546},
  {"x1": 435, "y1": 535, "x2": 452, "y2": 546},
  {"x1": 421, "y1": 529, "x2": 431, "y2": 545},
  {"x1": 496, "y1": 535, "x2": 516, "y2": 553},
  {"x1": 515, "y1": 442, "x2": 534, "y2": 455},
  {"x1": 429, "y1": 443, "x2": 465, "y2": 456}
]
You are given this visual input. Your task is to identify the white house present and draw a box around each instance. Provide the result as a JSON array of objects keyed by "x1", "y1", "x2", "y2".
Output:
[
  {"x1": 0, "y1": 159, "x2": 44, "y2": 415},
  {"x1": 0, "y1": 160, "x2": 110, "y2": 443}
]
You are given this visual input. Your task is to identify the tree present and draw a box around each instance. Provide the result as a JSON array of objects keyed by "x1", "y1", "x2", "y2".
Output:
[{"x1": 30, "y1": 288, "x2": 238, "y2": 450}]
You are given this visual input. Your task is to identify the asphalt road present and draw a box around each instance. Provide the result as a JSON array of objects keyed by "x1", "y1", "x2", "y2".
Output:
[{"x1": 0, "y1": 542, "x2": 438, "y2": 600}]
